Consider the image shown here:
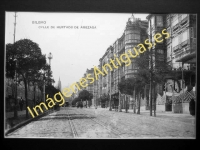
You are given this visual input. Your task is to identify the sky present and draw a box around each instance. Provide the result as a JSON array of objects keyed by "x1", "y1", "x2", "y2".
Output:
[{"x1": 5, "y1": 12, "x2": 148, "y2": 90}]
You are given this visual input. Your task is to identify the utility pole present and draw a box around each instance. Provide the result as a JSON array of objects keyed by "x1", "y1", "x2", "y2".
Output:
[
  {"x1": 109, "y1": 50, "x2": 112, "y2": 111},
  {"x1": 13, "y1": 12, "x2": 18, "y2": 119},
  {"x1": 118, "y1": 63, "x2": 122, "y2": 112},
  {"x1": 13, "y1": 12, "x2": 17, "y2": 43},
  {"x1": 149, "y1": 19, "x2": 153, "y2": 116},
  {"x1": 109, "y1": 70, "x2": 112, "y2": 111}
]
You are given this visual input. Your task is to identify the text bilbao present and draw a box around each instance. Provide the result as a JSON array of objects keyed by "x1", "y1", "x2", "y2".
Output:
[
  {"x1": 62, "y1": 29, "x2": 170, "y2": 97},
  {"x1": 27, "y1": 29, "x2": 169, "y2": 118}
]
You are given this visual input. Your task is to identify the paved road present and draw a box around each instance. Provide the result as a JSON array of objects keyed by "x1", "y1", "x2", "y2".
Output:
[{"x1": 6, "y1": 107, "x2": 195, "y2": 138}]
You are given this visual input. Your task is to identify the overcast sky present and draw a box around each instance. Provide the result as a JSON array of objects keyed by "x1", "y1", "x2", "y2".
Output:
[{"x1": 5, "y1": 12, "x2": 148, "y2": 90}]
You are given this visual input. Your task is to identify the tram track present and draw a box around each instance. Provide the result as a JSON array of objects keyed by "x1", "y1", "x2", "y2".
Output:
[
  {"x1": 66, "y1": 109, "x2": 79, "y2": 138},
  {"x1": 80, "y1": 108, "x2": 169, "y2": 137},
  {"x1": 75, "y1": 109, "x2": 123, "y2": 138}
]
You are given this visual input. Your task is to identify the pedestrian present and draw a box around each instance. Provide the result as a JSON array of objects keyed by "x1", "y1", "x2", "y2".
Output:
[
  {"x1": 189, "y1": 98, "x2": 195, "y2": 116},
  {"x1": 76, "y1": 102, "x2": 79, "y2": 108},
  {"x1": 80, "y1": 100, "x2": 83, "y2": 108},
  {"x1": 19, "y1": 97, "x2": 24, "y2": 111}
]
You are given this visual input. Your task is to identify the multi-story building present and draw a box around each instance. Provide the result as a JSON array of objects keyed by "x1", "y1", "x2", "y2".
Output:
[
  {"x1": 80, "y1": 68, "x2": 95, "y2": 106},
  {"x1": 78, "y1": 14, "x2": 196, "y2": 114},
  {"x1": 97, "y1": 46, "x2": 113, "y2": 107},
  {"x1": 146, "y1": 14, "x2": 196, "y2": 113},
  {"x1": 97, "y1": 15, "x2": 148, "y2": 109}
]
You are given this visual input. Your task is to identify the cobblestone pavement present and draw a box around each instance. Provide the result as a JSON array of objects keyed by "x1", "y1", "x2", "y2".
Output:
[
  {"x1": 6, "y1": 107, "x2": 195, "y2": 139},
  {"x1": 82, "y1": 108, "x2": 195, "y2": 138}
]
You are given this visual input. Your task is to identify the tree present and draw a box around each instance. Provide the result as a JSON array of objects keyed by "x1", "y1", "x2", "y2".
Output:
[
  {"x1": 78, "y1": 90, "x2": 93, "y2": 108},
  {"x1": 6, "y1": 39, "x2": 46, "y2": 119},
  {"x1": 27, "y1": 69, "x2": 42, "y2": 106},
  {"x1": 99, "y1": 93, "x2": 109, "y2": 108},
  {"x1": 72, "y1": 97, "x2": 80, "y2": 106},
  {"x1": 45, "y1": 84, "x2": 61, "y2": 109},
  {"x1": 6, "y1": 44, "x2": 16, "y2": 79},
  {"x1": 6, "y1": 43, "x2": 20, "y2": 118},
  {"x1": 134, "y1": 46, "x2": 173, "y2": 116},
  {"x1": 118, "y1": 78, "x2": 135, "y2": 113}
]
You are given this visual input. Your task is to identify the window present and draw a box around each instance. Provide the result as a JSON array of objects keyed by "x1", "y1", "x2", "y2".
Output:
[
  {"x1": 125, "y1": 33, "x2": 140, "y2": 43},
  {"x1": 126, "y1": 30, "x2": 140, "y2": 35},
  {"x1": 125, "y1": 45, "x2": 133, "y2": 49},
  {"x1": 172, "y1": 35, "x2": 179, "y2": 47},
  {"x1": 151, "y1": 16, "x2": 155, "y2": 26},
  {"x1": 156, "y1": 16, "x2": 163, "y2": 27},
  {"x1": 178, "y1": 33, "x2": 183, "y2": 44},
  {"x1": 127, "y1": 63, "x2": 132, "y2": 69},
  {"x1": 182, "y1": 29, "x2": 188, "y2": 41},
  {"x1": 182, "y1": 14, "x2": 188, "y2": 20},
  {"x1": 172, "y1": 14, "x2": 178, "y2": 26},
  {"x1": 157, "y1": 49, "x2": 164, "y2": 54},
  {"x1": 149, "y1": 21, "x2": 151, "y2": 29},
  {"x1": 166, "y1": 18, "x2": 170, "y2": 26},
  {"x1": 190, "y1": 27, "x2": 193, "y2": 38},
  {"x1": 167, "y1": 46, "x2": 171, "y2": 61},
  {"x1": 178, "y1": 14, "x2": 188, "y2": 22},
  {"x1": 178, "y1": 14, "x2": 182, "y2": 22}
]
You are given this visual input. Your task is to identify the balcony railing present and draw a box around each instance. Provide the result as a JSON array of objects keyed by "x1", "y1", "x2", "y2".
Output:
[
  {"x1": 173, "y1": 45, "x2": 179, "y2": 52},
  {"x1": 180, "y1": 16, "x2": 188, "y2": 26},
  {"x1": 172, "y1": 23, "x2": 179, "y2": 32},
  {"x1": 175, "y1": 49, "x2": 190, "y2": 59},
  {"x1": 180, "y1": 39, "x2": 189, "y2": 47}
]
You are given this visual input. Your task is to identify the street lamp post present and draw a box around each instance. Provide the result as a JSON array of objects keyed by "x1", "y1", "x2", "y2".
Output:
[
  {"x1": 41, "y1": 70, "x2": 46, "y2": 103},
  {"x1": 48, "y1": 52, "x2": 53, "y2": 66}
]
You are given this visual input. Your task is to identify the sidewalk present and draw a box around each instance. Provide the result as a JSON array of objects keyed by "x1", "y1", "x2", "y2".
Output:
[
  {"x1": 5, "y1": 110, "x2": 27, "y2": 131},
  {"x1": 5, "y1": 108, "x2": 56, "y2": 133},
  {"x1": 91, "y1": 107, "x2": 195, "y2": 125},
  {"x1": 6, "y1": 110, "x2": 27, "y2": 119}
]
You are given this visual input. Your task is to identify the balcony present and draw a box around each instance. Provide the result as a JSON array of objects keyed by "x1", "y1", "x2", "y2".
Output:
[
  {"x1": 180, "y1": 16, "x2": 188, "y2": 26},
  {"x1": 172, "y1": 23, "x2": 179, "y2": 32},
  {"x1": 173, "y1": 45, "x2": 179, "y2": 53},
  {"x1": 180, "y1": 39, "x2": 189, "y2": 47},
  {"x1": 175, "y1": 46, "x2": 195, "y2": 62}
]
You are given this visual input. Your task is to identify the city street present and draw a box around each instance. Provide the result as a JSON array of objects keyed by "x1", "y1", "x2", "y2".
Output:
[{"x1": 6, "y1": 107, "x2": 195, "y2": 138}]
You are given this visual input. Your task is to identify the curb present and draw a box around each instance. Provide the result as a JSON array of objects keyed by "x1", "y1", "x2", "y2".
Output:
[{"x1": 5, "y1": 109, "x2": 57, "y2": 136}]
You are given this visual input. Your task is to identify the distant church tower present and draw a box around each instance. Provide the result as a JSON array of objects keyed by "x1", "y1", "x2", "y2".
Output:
[{"x1": 57, "y1": 77, "x2": 61, "y2": 91}]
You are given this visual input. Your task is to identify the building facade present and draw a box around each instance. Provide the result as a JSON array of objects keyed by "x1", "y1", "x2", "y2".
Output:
[
  {"x1": 75, "y1": 14, "x2": 196, "y2": 114},
  {"x1": 146, "y1": 14, "x2": 196, "y2": 113},
  {"x1": 96, "y1": 15, "x2": 148, "y2": 109}
]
